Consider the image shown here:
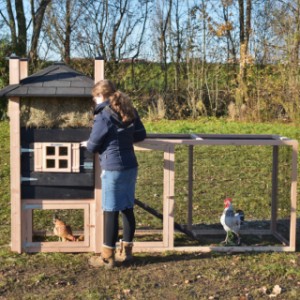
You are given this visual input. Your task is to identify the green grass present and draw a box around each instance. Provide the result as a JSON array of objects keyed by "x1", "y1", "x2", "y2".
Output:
[
  {"x1": 0, "y1": 121, "x2": 10, "y2": 246},
  {"x1": 0, "y1": 119, "x2": 300, "y2": 299}
]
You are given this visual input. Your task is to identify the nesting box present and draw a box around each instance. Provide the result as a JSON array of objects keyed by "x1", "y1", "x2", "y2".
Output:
[{"x1": 0, "y1": 56, "x2": 105, "y2": 253}]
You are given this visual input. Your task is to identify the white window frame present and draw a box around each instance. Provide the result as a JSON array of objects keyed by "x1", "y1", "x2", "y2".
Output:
[{"x1": 34, "y1": 142, "x2": 80, "y2": 173}]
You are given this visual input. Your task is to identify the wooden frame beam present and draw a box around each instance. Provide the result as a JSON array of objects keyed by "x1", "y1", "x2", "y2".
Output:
[
  {"x1": 19, "y1": 58, "x2": 28, "y2": 80},
  {"x1": 9, "y1": 97, "x2": 21, "y2": 253},
  {"x1": 94, "y1": 57, "x2": 104, "y2": 253},
  {"x1": 271, "y1": 146, "x2": 279, "y2": 232}
]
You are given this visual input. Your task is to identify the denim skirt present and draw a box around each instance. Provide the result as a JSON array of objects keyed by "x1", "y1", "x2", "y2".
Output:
[{"x1": 101, "y1": 167, "x2": 138, "y2": 211}]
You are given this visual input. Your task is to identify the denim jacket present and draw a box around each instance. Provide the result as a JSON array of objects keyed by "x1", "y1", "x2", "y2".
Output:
[{"x1": 86, "y1": 100, "x2": 146, "y2": 170}]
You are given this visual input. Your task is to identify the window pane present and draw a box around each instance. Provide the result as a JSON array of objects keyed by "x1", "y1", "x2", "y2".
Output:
[
  {"x1": 46, "y1": 146, "x2": 55, "y2": 156},
  {"x1": 59, "y1": 160, "x2": 68, "y2": 169},
  {"x1": 46, "y1": 159, "x2": 55, "y2": 168},
  {"x1": 59, "y1": 147, "x2": 68, "y2": 156}
]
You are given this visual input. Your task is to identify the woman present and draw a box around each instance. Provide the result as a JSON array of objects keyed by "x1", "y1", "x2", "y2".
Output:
[{"x1": 82, "y1": 80, "x2": 146, "y2": 268}]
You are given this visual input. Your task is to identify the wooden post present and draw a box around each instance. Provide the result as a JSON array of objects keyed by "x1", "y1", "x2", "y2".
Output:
[
  {"x1": 187, "y1": 145, "x2": 193, "y2": 230},
  {"x1": 94, "y1": 57, "x2": 104, "y2": 253},
  {"x1": 271, "y1": 146, "x2": 279, "y2": 232},
  {"x1": 94, "y1": 57, "x2": 104, "y2": 84},
  {"x1": 289, "y1": 142, "x2": 298, "y2": 251},
  {"x1": 9, "y1": 55, "x2": 22, "y2": 253},
  {"x1": 163, "y1": 146, "x2": 175, "y2": 249},
  {"x1": 19, "y1": 58, "x2": 28, "y2": 80},
  {"x1": 9, "y1": 97, "x2": 21, "y2": 253},
  {"x1": 9, "y1": 55, "x2": 20, "y2": 84}
]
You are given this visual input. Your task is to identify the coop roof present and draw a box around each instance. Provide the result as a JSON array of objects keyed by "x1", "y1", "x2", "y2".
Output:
[{"x1": 0, "y1": 62, "x2": 94, "y2": 98}]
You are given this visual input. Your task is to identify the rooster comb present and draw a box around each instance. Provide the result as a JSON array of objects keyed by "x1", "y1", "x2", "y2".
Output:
[{"x1": 224, "y1": 198, "x2": 232, "y2": 202}]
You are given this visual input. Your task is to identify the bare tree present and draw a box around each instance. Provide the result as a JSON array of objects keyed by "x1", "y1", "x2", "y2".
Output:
[
  {"x1": 269, "y1": 0, "x2": 300, "y2": 121},
  {"x1": 129, "y1": 0, "x2": 152, "y2": 89},
  {"x1": 0, "y1": 0, "x2": 26, "y2": 55},
  {"x1": 236, "y1": 0, "x2": 252, "y2": 110},
  {"x1": 238, "y1": 0, "x2": 252, "y2": 83},
  {"x1": 29, "y1": 0, "x2": 51, "y2": 64},
  {"x1": 289, "y1": 0, "x2": 300, "y2": 68},
  {"x1": 252, "y1": 0, "x2": 273, "y2": 64},
  {"x1": 171, "y1": 0, "x2": 184, "y2": 102},
  {"x1": 76, "y1": 0, "x2": 149, "y2": 61},
  {"x1": 185, "y1": 1, "x2": 213, "y2": 118},
  {"x1": 43, "y1": 0, "x2": 83, "y2": 63},
  {"x1": 0, "y1": 0, "x2": 51, "y2": 64},
  {"x1": 131, "y1": 0, "x2": 151, "y2": 60},
  {"x1": 221, "y1": 0, "x2": 237, "y2": 63},
  {"x1": 152, "y1": 0, "x2": 172, "y2": 91}
]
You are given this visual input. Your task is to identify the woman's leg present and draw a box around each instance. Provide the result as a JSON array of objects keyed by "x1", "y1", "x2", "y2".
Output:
[
  {"x1": 89, "y1": 211, "x2": 119, "y2": 268},
  {"x1": 121, "y1": 208, "x2": 135, "y2": 242},
  {"x1": 104, "y1": 211, "x2": 119, "y2": 247},
  {"x1": 117, "y1": 208, "x2": 135, "y2": 262}
]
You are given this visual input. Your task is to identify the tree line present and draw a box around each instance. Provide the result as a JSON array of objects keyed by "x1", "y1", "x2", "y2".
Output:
[{"x1": 0, "y1": 0, "x2": 300, "y2": 122}]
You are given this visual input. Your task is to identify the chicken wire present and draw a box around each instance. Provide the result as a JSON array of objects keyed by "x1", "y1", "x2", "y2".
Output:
[
  {"x1": 132, "y1": 143, "x2": 293, "y2": 246},
  {"x1": 130, "y1": 149, "x2": 165, "y2": 241}
]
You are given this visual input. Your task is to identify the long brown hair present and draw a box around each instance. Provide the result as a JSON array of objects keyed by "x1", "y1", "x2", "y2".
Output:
[{"x1": 92, "y1": 80, "x2": 135, "y2": 123}]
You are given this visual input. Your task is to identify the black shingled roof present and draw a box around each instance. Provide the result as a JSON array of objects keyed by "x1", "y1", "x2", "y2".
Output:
[{"x1": 0, "y1": 62, "x2": 94, "y2": 98}]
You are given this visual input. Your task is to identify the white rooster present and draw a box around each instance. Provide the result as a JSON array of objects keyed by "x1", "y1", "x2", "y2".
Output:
[{"x1": 220, "y1": 198, "x2": 244, "y2": 245}]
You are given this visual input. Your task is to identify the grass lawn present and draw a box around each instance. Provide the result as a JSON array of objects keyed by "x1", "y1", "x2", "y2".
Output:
[{"x1": 0, "y1": 119, "x2": 300, "y2": 299}]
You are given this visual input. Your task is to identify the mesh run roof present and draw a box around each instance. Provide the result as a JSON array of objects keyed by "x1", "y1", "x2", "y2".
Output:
[{"x1": 0, "y1": 62, "x2": 94, "y2": 98}]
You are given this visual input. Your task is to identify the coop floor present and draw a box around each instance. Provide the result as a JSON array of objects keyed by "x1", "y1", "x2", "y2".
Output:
[
  {"x1": 133, "y1": 232, "x2": 287, "y2": 247},
  {"x1": 31, "y1": 219, "x2": 292, "y2": 249},
  {"x1": 133, "y1": 219, "x2": 291, "y2": 248}
]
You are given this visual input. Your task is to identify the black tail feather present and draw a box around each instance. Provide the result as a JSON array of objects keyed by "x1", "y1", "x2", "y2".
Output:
[{"x1": 236, "y1": 209, "x2": 245, "y2": 224}]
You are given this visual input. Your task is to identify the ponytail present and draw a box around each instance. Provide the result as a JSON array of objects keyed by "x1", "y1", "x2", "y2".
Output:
[
  {"x1": 109, "y1": 91, "x2": 135, "y2": 123},
  {"x1": 92, "y1": 80, "x2": 135, "y2": 123}
]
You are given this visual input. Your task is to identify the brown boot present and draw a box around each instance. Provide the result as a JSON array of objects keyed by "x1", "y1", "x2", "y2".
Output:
[
  {"x1": 89, "y1": 246, "x2": 115, "y2": 269},
  {"x1": 116, "y1": 240, "x2": 134, "y2": 263}
]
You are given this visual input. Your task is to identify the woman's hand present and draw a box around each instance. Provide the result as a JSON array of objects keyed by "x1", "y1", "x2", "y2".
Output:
[{"x1": 81, "y1": 141, "x2": 88, "y2": 147}]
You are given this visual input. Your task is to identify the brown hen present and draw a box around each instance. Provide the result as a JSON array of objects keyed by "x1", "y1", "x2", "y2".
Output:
[{"x1": 53, "y1": 215, "x2": 76, "y2": 242}]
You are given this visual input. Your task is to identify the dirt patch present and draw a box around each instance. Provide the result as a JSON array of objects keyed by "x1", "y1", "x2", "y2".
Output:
[{"x1": 0, "y1": 249, "x2": 299, "y2": 299}]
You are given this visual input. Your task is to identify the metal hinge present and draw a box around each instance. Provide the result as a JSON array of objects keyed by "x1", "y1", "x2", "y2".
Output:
[
  {"x1": 21, "y1": 177, "x2": 38, "y2": 182},
  {"x1": 190, "y1": 134, "x2": 203, "y2": 140},
  {"x1": 81, "y1": 162, "x2": 93, "y2": 170},
  {"x1": 21, "y1": 148, "x2": 34, "y2": 153}
]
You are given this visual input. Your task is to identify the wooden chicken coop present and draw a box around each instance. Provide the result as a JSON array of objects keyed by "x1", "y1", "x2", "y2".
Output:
[
  {"x1": 1, "y1": 56, "x2": 105, "y2": 253},
  {"x1": 0, "y1": 56, "x2": 298, "y2": 253}
]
